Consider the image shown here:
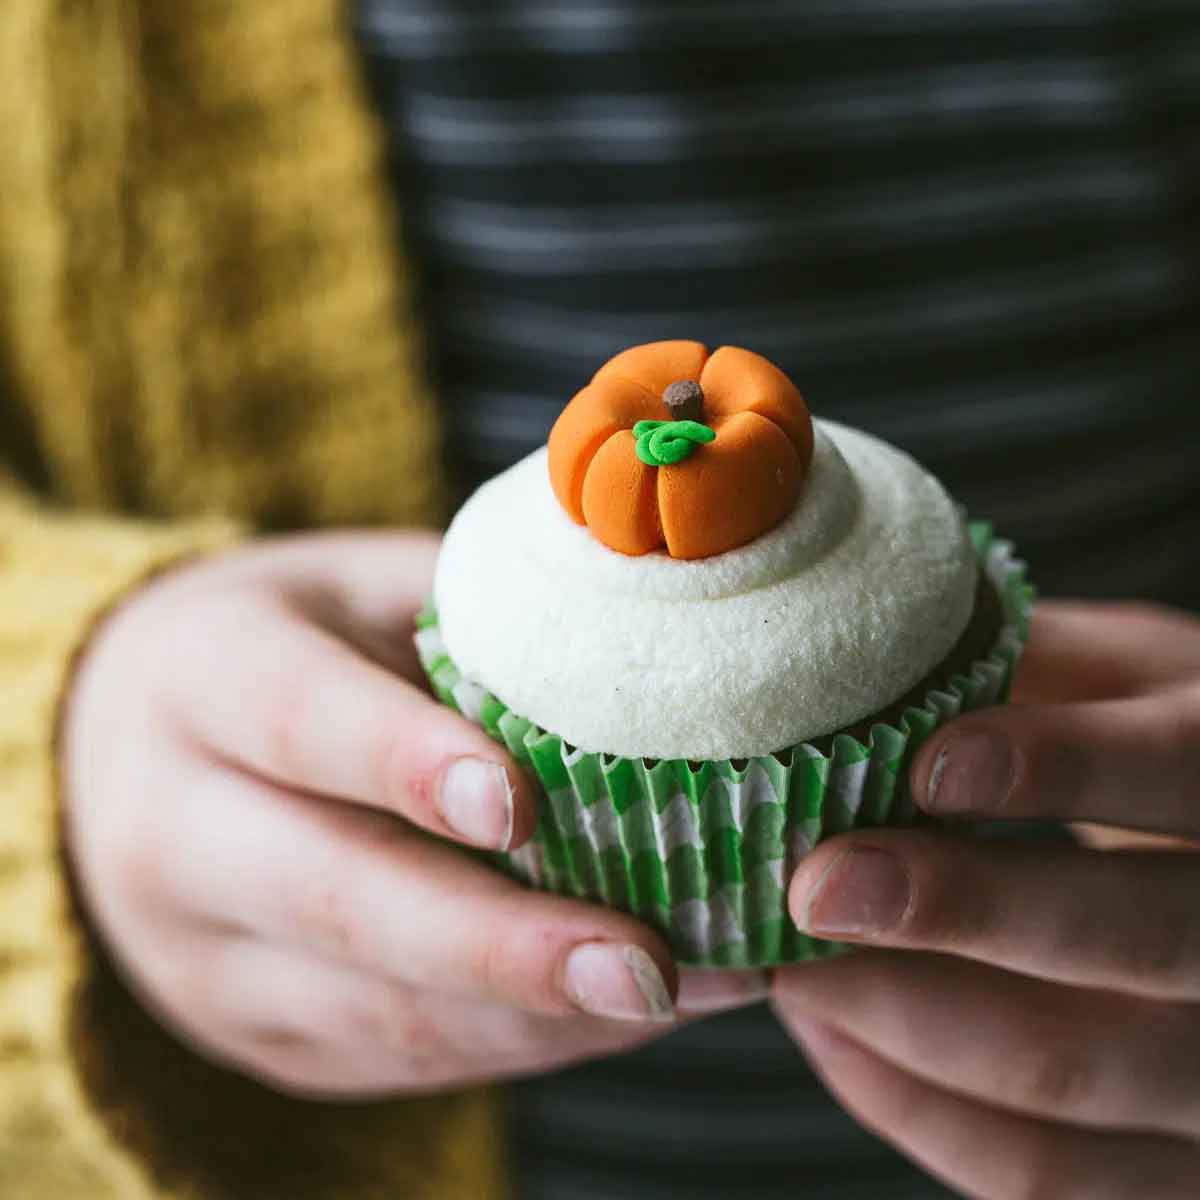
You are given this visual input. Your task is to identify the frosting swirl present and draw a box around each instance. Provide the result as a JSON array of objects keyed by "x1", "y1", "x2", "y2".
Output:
[{"x1": 435, "y1": 420, "x2": 976, "y2": 760}]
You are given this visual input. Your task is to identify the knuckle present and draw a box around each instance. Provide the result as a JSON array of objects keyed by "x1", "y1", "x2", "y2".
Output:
[
  {"x1": 469, "y1": 915, "x2": 510, "y2": 997},
  {"x1": 341, "y1": 987, "x2": 445, "y2": 1067},
  {"x1": 288, "y1": 873, "x2": 366, "y2": 963},
  {"x1": 262, "y1": 657, "x2": 324, "y2": 781},
  {"x1": 337, "y1": 981, "x2": 400, "y2": 1047},
  {"x1": 371, "y1": 728, "x2": 413, "y2": 816},
  {"x1": 250, "y1": 1024, "x2": 313, "y2": 1056},
  {"x1": 109, "y1": 808, "x2": 172, "y2": 912},
  {"x1": 159, "y1": 950, "x2": 237, "y2": 1036},
  {"x1": 1016, "y1": 1041, "x2": 1095, "y2": 1113},
  {"x1": 1116, "y1": 920, "x2": 1192, "y2": 993},
  {"x1": 467, "y1": 902, "x2": 549, "y2": 1006},
  {"x1": 339, "y1": 991, "x2": 393, "y2": 1048}
]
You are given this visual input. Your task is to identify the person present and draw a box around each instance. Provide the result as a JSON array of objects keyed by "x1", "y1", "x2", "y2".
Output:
[{"x1": 2, "y1": 3, "x2": 1198, "y2": 1198}]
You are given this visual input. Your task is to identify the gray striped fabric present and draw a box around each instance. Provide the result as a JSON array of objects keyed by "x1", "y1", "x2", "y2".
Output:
[{"x1": 355, "y1": 1, "x2": 1199, "y2": 1195}]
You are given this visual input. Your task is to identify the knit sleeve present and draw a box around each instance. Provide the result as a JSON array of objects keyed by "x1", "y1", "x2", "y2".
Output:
[{"x1": 0, "y1": 483, "x2": 507, "y2": 1200}]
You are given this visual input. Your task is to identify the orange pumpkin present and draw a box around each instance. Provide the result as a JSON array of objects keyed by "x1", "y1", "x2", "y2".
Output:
[{"x1": 548, "y1": 341, "x2": 814, "y2": 559}]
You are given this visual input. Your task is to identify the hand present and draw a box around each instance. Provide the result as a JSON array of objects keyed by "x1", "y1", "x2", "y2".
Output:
[
  {"x1": 772, "y1": 600, "x2": 1200, "y2": 1198},
  {"x1": 62, "y1": 532, "x2": 764, "y2": 1098}
]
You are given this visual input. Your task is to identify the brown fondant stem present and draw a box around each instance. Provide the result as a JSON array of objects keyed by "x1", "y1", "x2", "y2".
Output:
[{"x1": 662, "y1": 378, "x2": 705, "y2": 422}]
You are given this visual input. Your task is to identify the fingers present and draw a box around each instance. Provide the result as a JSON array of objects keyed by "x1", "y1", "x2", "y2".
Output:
[
  {"x1": 180, "y1": 938, "x2": 668, "y2": 1099},
  {"x1": 1013, "y1": 601, "x2": 1200, "y2": 704},
  {"x1": 773, "y1": 951, "x2": 1200, "y2": 1139},
  {"x1": 193, "y1": 529, "x2": 443, "y2": 625},
  {"x1": 781, "y1": 1013, "x2": 1200, "y2": 1200},
  {"x1": 788, "y1": 832, "x2": 1200, "y2": 1000},
  {"x1": 164, "y1": 766, "x2": 679, "y2": 1022},
  {"x1": 910, "y1": 684, "x2": 1200, "y2": 836},
  {"x1": 168, "y1": 593, "x2": 538, "y2": 850},
  {"x1": 676, "y1": 968, "x2": 770, "y2": 1016}
]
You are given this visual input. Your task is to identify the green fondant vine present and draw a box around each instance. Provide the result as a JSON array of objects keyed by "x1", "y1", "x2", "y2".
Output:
[{"x1": 633, "y1": 419, "x2": 716, "y2": 467}]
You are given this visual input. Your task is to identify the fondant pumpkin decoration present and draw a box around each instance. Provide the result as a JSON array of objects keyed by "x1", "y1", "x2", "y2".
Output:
[{"x1": 548, "y1": 341, "x2": 814, "y2": 559}]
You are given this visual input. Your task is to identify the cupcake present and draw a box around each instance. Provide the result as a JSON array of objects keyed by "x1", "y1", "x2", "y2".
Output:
[{"x1": 417, "y1": 341, "x2": 1031, "y2": 967}]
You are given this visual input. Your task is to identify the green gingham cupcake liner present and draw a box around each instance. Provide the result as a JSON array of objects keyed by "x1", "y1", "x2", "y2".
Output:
[{"x1": 416, "y1": 522, "x2": 1032, "y2": 967}]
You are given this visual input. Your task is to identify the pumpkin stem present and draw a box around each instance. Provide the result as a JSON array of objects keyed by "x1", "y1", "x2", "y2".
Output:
[{"x1": 662, "y1": 379, "x2": 705, "y2": 423}]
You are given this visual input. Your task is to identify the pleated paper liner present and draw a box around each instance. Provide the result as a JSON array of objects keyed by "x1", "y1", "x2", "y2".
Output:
[{"x1": 416, "y1": 521, "x2": 1032, "y2": 967}]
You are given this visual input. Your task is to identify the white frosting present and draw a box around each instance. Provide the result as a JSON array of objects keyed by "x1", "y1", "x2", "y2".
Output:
[{"x1": 434, "y1": 420, "x2": 977, "y2": 760}]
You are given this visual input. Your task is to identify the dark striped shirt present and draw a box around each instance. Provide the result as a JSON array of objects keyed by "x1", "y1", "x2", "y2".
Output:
[{"x1": 355, "y1": 2, "x2": 1200, "y2": 1195}]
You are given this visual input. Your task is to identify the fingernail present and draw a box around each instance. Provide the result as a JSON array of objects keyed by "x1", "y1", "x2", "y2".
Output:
[
  {"x1": 796, "y1": 847, "x2": 911, "y2": 937},
  {"x1": 561, "y1": 944, "x2": 675, "y2": 1023},
  {"x1": 437, "y1": 758, "x2": 514, "y2": 850},
  {"x1": 677, "y1": 968, "x2": 770, "y2": 1014},
  {"x1": 924, "y1": 733, "x2": 1014, "y2": 813}
]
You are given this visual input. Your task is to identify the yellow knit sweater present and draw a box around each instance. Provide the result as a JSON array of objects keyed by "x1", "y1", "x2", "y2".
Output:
[{"x1": 0, "y1": 3, "x2": 505, "y2": 1197}]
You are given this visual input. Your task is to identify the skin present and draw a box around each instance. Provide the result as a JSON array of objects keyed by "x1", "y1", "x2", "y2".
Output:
[
  {"x1": 65, "y1": 540, "x2": 1200, "y2": 1195},
  {"x1": 774, "y1": 600, "x2": 1200, "y2": 1198},
  {"x1": 61, "y1": 532, "x2": 766, "y2": 1100}
]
